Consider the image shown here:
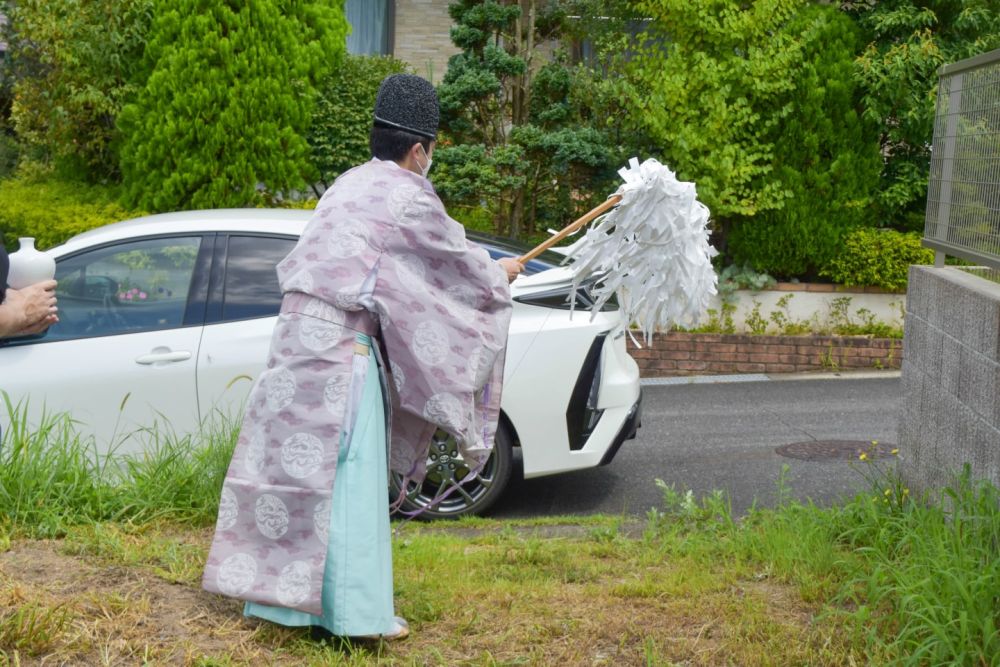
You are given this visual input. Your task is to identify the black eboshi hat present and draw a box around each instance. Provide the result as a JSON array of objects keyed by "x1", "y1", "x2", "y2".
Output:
[{"x1": 372, "y1": 74, "x2": 439, "y2": 140}]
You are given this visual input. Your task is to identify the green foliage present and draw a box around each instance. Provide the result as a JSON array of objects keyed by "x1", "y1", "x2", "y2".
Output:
[
  {"x1": 306, "y1": 54, "x2": 410, "y2": 195},
  {"x1": 821, "y1": 228, "x2": 934, "y2": 291},
  {"x1": 717, "y1": 263, "x2": 776, "y2": 303},
  {"x1": 845, "y1": 0, "x2": 1000, "y2": 231},
  {"x1": 647, "y1": 466, "x2": 1000, "y2": 664},
  {"x1": 744, "y1": 300, "x2": 769, "y2": 335},
  {"x1": 435, "y1": 1, "x2": 619, "y2": 239},
  {"x1": 118, "y1": 0, "x2": 348, "y2": 212},
  {"x1": 627, "y1": 0, "x2": 809, "y2": 223},
  {"x1": 2, "y1": 0, "x2": 153, "y2": 180},
  {"x1": 627, "y1": 2, "x2": 881, "y2": 279},
  {"x1": 0, "y1": 174, "x2": 141, "y2": 251},
  {"x1": 0, "y1": 393, "x2": 237, "y2": 537},
  {"x1": 724, "y1": 5, "x2": 882, "y2": 278}
]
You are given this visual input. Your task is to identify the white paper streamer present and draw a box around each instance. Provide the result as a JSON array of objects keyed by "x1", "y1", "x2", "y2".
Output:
[{"x1": 566, "y1": 157, "x2": 718, "y2": 345}]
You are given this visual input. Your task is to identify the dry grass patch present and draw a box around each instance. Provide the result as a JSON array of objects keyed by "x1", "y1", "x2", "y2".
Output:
[{"x1": 0, "y1": 520, "x2": 855, "y2": 666}]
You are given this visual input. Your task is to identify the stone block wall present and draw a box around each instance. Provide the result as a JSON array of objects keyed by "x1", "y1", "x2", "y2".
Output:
[
  {"x1": 899, "y1": 266, "x2": 1000, "y2": 493},
  {"x1": 393, "y1": 0, "x2": 460, "y2": 82},
  {"x1": 628, "y1": 333, "x2": 902, "y2": 377}
]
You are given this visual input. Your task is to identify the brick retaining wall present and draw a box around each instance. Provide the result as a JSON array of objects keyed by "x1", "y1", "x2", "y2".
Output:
[{"x1": 627, "y1": 332, "x2": 903, "y2": 376}]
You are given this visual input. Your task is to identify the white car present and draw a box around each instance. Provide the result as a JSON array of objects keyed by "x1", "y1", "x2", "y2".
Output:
[{"x1": 0, "y1": 210, "x2": 642, "y2": 517}]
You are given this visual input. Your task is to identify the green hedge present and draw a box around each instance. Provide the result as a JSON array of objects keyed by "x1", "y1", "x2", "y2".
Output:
[
  {"x1": 0, "y1": 175, "x2": 140, "y2": 251},
  {"x1": 821, "y1": 228, "x2": 934, "y2": 291},
  {"x1": 307, "y1": 54, "x2": 410, "y2": 194}
]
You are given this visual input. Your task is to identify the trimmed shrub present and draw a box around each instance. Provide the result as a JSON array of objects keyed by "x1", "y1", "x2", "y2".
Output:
[
  {"x1": 306, "y1": 54, "x2": 410, "y2": 196},
  {"x1": 0, "y1": 175, "x2": 140, "y2": 251},
  {"x1": 821, "y1": 228, "x2": 934, "y2": 291},
  {"x1": 118, "y1": 0, "x2": 348, "y2": 212}
]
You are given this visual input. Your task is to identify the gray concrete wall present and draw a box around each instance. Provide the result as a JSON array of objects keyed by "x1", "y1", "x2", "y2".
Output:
[{"x1": 899, "y1": 266, "x2": 1000, "y2": 493}]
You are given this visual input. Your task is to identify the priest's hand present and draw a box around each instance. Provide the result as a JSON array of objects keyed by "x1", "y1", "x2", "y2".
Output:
[{"x1": 497, "y1": 258, "x2": 524, "y2": 284}]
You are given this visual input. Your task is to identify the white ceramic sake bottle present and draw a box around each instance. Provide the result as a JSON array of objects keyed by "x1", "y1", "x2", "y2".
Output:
[{"x1": 7, "y1": 237, "x2": 56, "y2": 289}]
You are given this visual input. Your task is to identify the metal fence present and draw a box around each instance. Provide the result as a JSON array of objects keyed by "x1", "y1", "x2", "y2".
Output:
[{"x1": 925, "y1": 48, "x2": 1000, "y2": 270}]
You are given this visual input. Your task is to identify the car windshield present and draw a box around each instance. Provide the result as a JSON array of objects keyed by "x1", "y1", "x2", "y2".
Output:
[{"x1": 467, "y1": 231, "x2": 566, "y2": 276}]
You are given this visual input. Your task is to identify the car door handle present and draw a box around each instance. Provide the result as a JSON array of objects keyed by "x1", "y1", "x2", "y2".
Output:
[{"x1": 135, "y1": 350, "x2": 192, "y2": 365}]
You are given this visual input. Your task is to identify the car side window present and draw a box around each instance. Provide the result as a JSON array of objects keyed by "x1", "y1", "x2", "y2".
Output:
[
  {"x1": 45, "y1": 237, "x2": 202, "y2": 342},
  {"x1": 221, "y1": 235, "x2": 296, "y2": 321}
]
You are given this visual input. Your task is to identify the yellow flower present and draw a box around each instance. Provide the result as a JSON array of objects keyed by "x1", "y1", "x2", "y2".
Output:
[
  {"x1": 891, "y1": 448, "x2": 899, "y2": 456},
  {"x1": 871, "y1": 440, "x2": 879, "y2": 446},
  {"x1": 859, "y1": 453, "x2": 868, "y2": 461},
  {"x1": 884, "y1": 489, "x2": 891, "y2": 496},
  {"x1": 903, "y1": 488, "x2": 910, "y2": 496}
]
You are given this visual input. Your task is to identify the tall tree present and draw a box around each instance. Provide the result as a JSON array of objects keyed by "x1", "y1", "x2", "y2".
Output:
[
  {"x1": 436, "y1": 0, "x2": 617, "y2": 239},
  {"x1": 3, "y1": 0, "x2": 153, "y2": 180},
  {"x1": 118, "y1": 0, "x2": 348, "y2": 211},
  {"x1": 844, "y1": 0, "x2": 1000, "y2": 230},
  {"x1": 726, "y1": 4, "x2": 883, "y2": 277},
  {"x1": 626, "y1": 0, "x2": 882, "y2": 278}
]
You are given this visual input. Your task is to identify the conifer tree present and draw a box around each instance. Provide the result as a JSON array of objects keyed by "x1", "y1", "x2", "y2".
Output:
[{"x1": 118, "y1": 0, "x2": 347, "y2": 211}]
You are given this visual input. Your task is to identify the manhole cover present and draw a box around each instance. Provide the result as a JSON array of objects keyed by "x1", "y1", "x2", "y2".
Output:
[{"x1": 775, "y1": 440, "x2": 895, "y2": 461}]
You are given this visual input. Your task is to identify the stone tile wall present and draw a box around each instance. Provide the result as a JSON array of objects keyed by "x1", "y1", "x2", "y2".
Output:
[{"x1": 393, "y1": 0, "x2": 460, "y2": 82}]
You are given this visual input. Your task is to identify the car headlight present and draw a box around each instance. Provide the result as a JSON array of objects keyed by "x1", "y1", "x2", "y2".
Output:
[{"x1": 513, "y1": 278, "x2": 618, "y2": 311}]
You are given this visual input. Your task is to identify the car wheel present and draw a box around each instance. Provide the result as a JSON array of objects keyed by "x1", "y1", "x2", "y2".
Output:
[{"x1": 389, "y1": 422, "x2": 514, "y2": 519}]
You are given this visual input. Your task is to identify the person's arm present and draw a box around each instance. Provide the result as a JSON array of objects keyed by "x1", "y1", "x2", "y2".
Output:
[{"x1": 0, "y1": 281, "x2": 59, "y2": 338}]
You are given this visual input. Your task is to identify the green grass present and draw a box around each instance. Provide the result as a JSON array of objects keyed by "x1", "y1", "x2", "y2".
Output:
[
  {"x1": 0, "y1": 393, "x2": 237, "y2": 536},
  {"x1": 1, "y1": 403, "x2": 998, "y2": 664}
]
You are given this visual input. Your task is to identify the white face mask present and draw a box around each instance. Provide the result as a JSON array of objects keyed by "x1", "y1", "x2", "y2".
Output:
[{"x1": 417, "y1": 144, "x2": 433, "y2": 179}]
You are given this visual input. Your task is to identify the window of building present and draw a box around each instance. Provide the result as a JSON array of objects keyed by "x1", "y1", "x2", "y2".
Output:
[{"x1": 345, "y1": 0, "x2": 394, "y2": 56}]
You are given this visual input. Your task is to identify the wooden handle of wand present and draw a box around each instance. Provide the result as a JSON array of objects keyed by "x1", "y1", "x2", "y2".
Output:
[{"x1": 517, "y1": 195, "x2": 623, "y2": 263}]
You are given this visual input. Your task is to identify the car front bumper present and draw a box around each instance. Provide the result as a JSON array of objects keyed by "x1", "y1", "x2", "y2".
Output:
[{"x1": 599, "y1": 388, "x2": 643, "y2": 467}]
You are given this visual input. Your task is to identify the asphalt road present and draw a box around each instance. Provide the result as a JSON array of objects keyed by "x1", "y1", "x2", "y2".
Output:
[{"x1": 488, "y1": 375, "x2": 902, "y2": 519}]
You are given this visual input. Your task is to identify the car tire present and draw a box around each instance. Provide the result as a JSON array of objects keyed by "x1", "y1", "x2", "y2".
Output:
[{"x1": 389, "y1": 421, "x2": 514, "y2": 519}]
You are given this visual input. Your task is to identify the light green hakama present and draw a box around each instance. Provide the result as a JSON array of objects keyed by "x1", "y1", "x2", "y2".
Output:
[{"x1": 244, "y1": 334, "x2": 396, "y2": 636}]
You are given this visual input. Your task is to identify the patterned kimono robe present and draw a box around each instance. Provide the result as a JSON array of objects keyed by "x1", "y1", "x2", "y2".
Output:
[{"x1": 202, "y1": 159, "x2": 513, "y2": 614}]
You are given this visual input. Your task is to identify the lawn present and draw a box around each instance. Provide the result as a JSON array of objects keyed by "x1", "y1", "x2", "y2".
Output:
[{"x1": 1, "y1": 403, "x2": 998, "y2": 665}]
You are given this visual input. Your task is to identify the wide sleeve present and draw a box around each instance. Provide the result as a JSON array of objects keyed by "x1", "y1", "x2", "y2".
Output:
[{"x1": 371, "y1": 181, "x2": 512, "y2": 480}]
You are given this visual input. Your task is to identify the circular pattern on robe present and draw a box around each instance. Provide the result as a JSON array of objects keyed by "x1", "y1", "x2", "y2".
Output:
[
  {"x1": 327, "y1": 220, "x2": 369, "y2": 259},
  {"x1": 280, "y1": 433, "x2": 325, "y2": 479},
  {"x1": 216, "y1": 486, "x2": 239, "y2": 531},
  {"x1": 283, "y1": 269, "x2": 314, "y2": 293},
  {"x1": 445, "y1": 284, "x2": 479, "y2": 317},
  {"x1": 313, "y1": 499, "x2": 331, "y2": 546},
  {"x1": 323, "y1": 373, "x2": 351, "y2": 418},
  {"x1": 390, "y1": 360, "x2": 405, "y2": 393},
  {"x1": 264, "y1": 367, "x2": 296, "y2": 412},
  {"x1": 394, "y1": 253, "x2": 426, "y2": 290},
  {"x1": 388, "y1": 184, "x2": 435, "y2": 227},
  {"x1": 467, "y1": 345, "x2": 495, "y2": 385},
  {"x1": 254, "y1": 494, "x2": 290, "y2": 539},
  {"x1": 299, "y1": 299, "x2": 345, "y2": 352},
  {"x1": 334, "y1": 285, "x2": 363, "y2": 311},
  {"x1": 412, "y1": 320, "x2": 449, "y2": 366},
  {"x1": 423, "y1": 393, "x2": 466, "y2": 432},
  {"x1": 244, "y1": 431, "x2": 267, "y2": 476},
  {"x1": 216, "y1": 553, "x2": 257, "y2": 596},
  {"x1": 276, "y1": 560, "x2": 313, "y2": 607}
]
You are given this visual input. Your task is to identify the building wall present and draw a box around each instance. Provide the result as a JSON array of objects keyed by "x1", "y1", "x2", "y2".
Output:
[
  {"x1": 898, "y1": 266, "x2": 1000, "y2": 494},
  {"x1": 393, "y1": 0, "x2": 460, "y2": 83}
]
